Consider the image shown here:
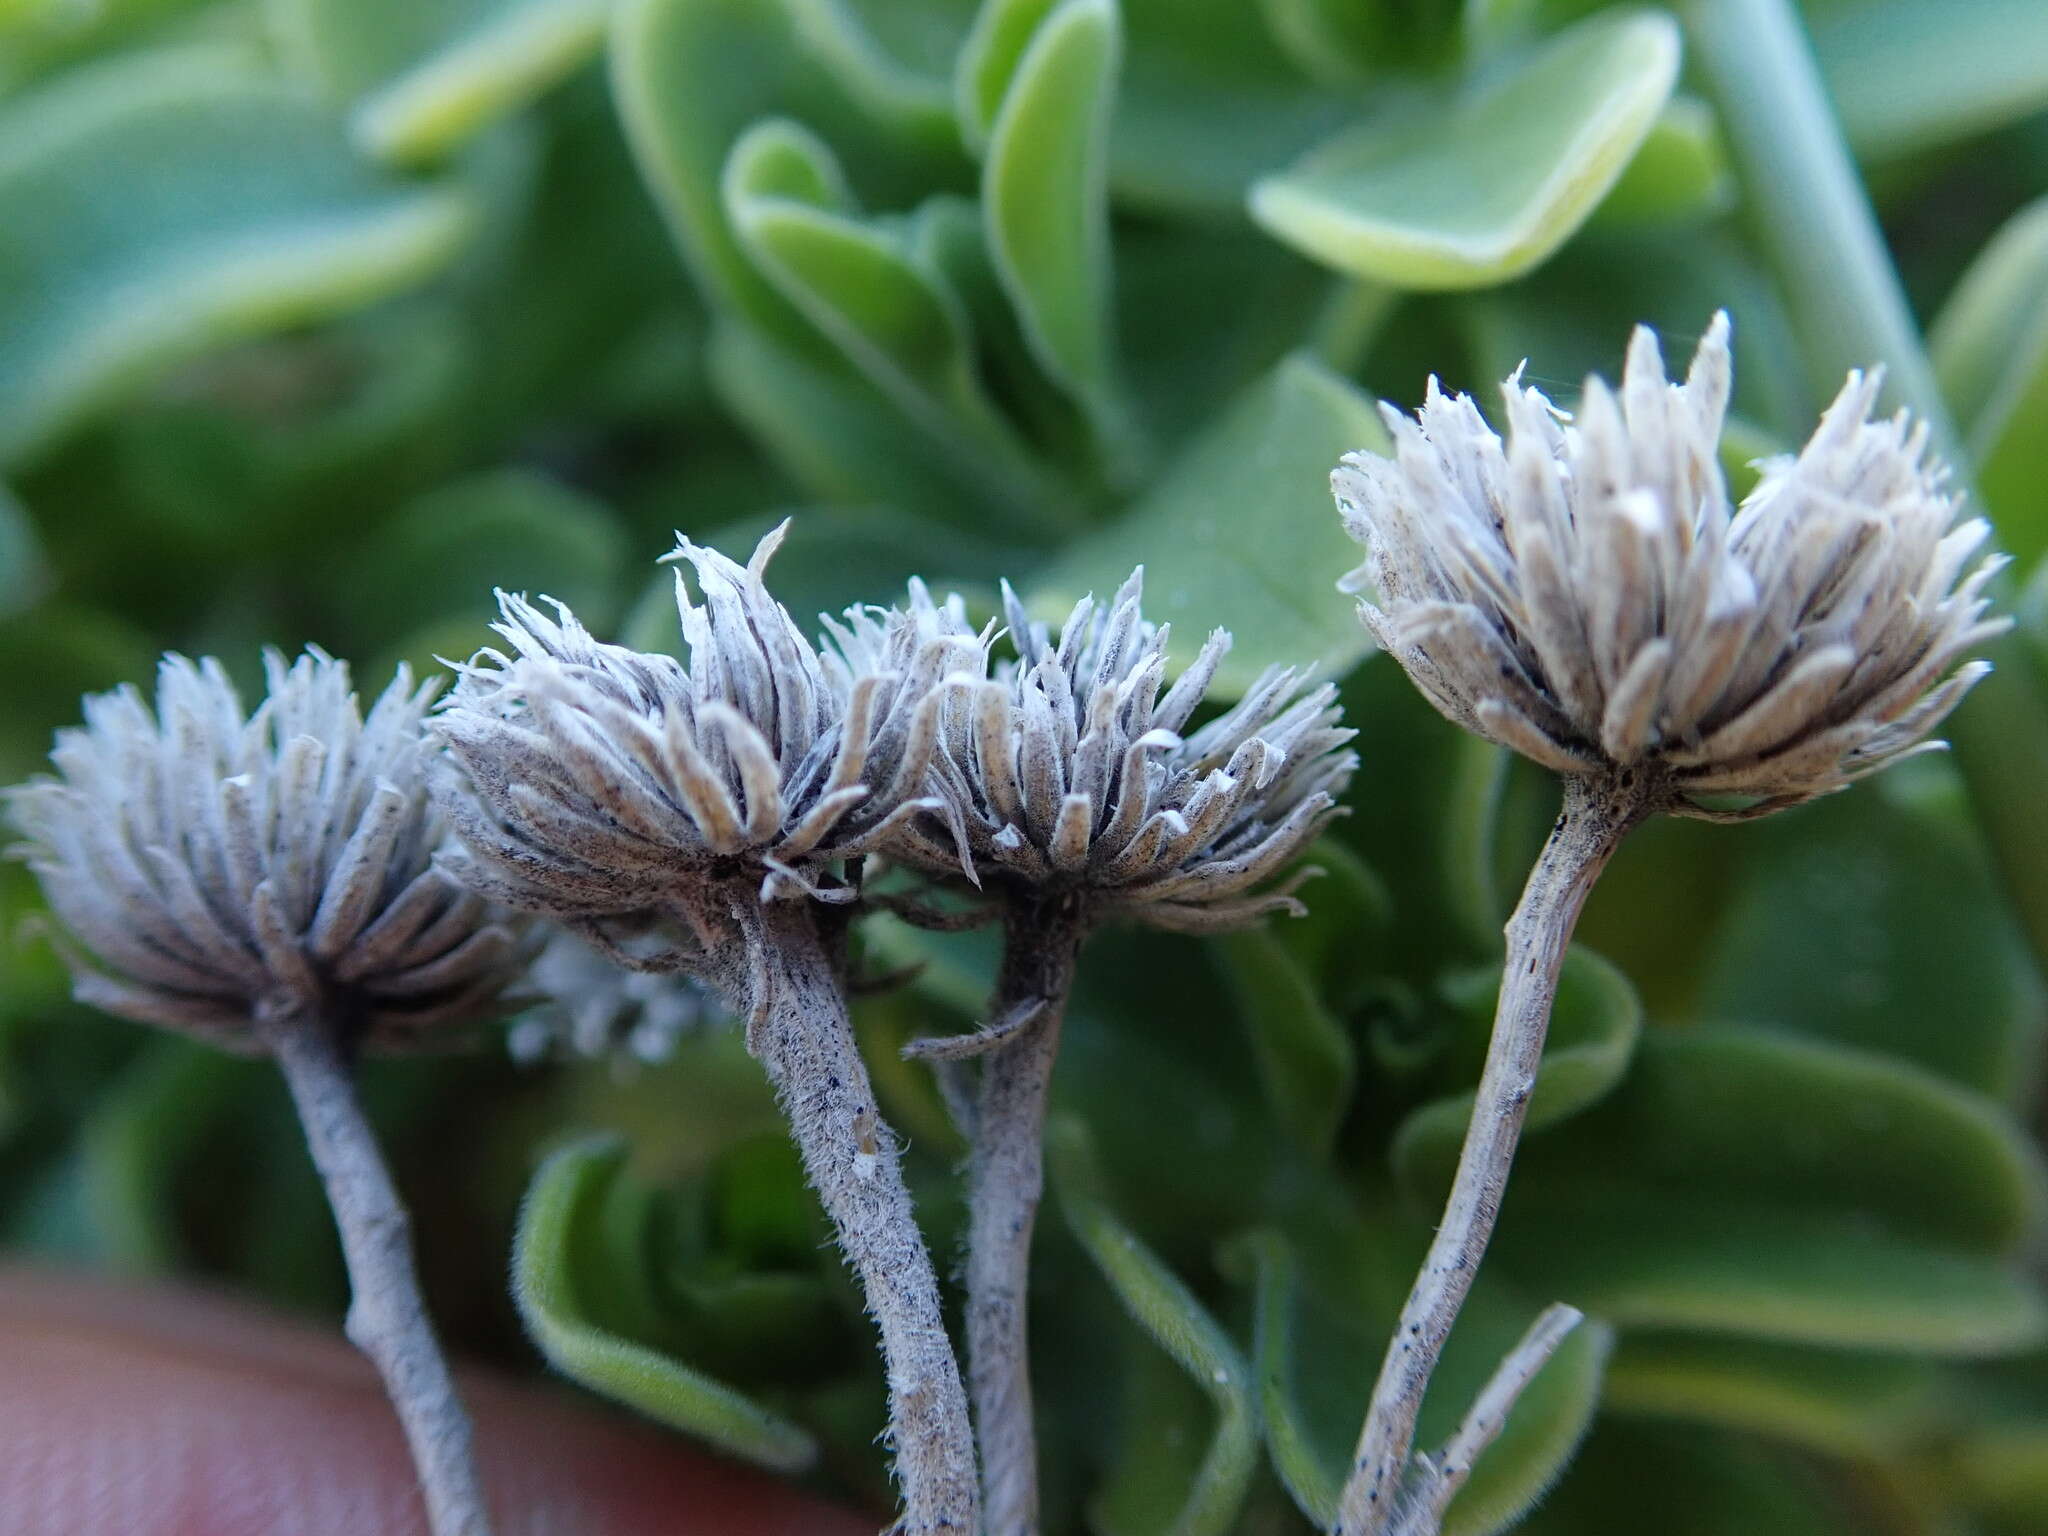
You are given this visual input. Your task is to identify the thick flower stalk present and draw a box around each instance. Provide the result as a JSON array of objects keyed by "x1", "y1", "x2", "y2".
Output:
[
  {"x1": 433, "y1": 523, "x2": 981, "y2": 1535},
  {"x1": 881, "y1": 570, "x2": 1355, "y2": 1536},
  {"x1": 7, "y1": 649, "x2": 529, "y2": 1536},
  {"x1": 1328, "y1": 314, "x2": 2008, "y2": 1536}
]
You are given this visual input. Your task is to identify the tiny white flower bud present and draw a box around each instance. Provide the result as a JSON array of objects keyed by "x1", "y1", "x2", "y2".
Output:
[
  {"x1": 509, "y1": 927, "x2": 724, "y2": 1068},
  {"x1": 1333, "y1": 313, "x2": 2008, "y2": 816}
]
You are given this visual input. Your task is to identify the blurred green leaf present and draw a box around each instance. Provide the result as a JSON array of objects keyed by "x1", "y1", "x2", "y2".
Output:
[
  {"x1": 513, "y1": 1134, "x2": 820, "y2": 1472},
  {"x1": 611, "y1": 0, "x2": 962, "y2": 353},
  {"x1": 1588, "y1": 95, "x2": 1732, "y2": 229},
  {"x1": 1930, "y1": 193, "x2": 2048, "y2": 567},
  {"x1": 1249, "y1": 9, "x2": 1680, "y2": 289},
  {"x1": 1696, "y1": 782, "x2": 2044, "y2": 1101},
  {"x1": 1394, "y1": 946, "x2": 1644, "y2": 1203},
  {"x1": 1495, "y1": 1027, "x2": 2048, "y2": 1355},
  {"x1": 0, "y1": 481, "x2": 47, "y2": 616},
  {"x1": 706, "y1": 318, "x2": 1021, "y2": 528},
  {"x1": 1230, "y1": 1200, "x2": 1612, "y2": 1536},
  {"x1": 1217, "y1": 927, "x2": 1354, "y2": 1154},
  {"x1": 0, "y1": 47, "x2": 476, "y2": 467},
  {"x1": 1517, "y1": 1419, "x2": 1860, "y2": 1536},
  {"x1": 1030, "y1": 351, "x2": 1385, "y2": 699},
  {"x1": 1051, "y1": 1117, "x2": 1256, "y2": 1536},
  {"x1": 965, "y1": 0, "x2": 1133, "y2": 462},
  {"x1": 722, "y1": 118, "x2": 1066, "y2": 523},
  {"x1": 270, "y1": 0, "x2": 611, "y2": 164},
  {"x1": 1106, "y1": 0, "x2": 1350, "y2": 218},
  {"x1": 340, "y1": 466, "x2": 631, "y2": 656},
  {"x1": 1811, "y1": 0, "x2": 2048, "y2": 163},
  {"x1": 1602, "y1": 1333, "x2": 1942, "y2": 1459}
]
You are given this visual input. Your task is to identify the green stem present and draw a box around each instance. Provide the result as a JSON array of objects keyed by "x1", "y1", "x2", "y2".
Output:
[
  {"x1": 1683, "y1": 0, "x2": 1960, "y2": 461},
  {"x1": 1312, "y1": 280, "x2": 1402, "y2": 377}
]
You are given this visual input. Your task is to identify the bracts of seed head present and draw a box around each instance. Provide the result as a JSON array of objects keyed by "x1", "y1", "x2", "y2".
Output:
[
  {"x1": 6, "y1": 648, "x2": 531, "y2": 1536},
  {"x1": 430, "y1": 523, "x2": 981, "y2": 1536},
  {"x1": 1326, "y1": 316, "x2": 2010, "y2": 1536},
  {"x1": 870, "y1": 567, "x2": 1357, "y2": 1536}
]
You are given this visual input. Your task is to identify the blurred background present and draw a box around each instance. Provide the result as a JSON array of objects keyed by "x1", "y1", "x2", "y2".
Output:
[{"x1": 2, "y1": 0, "x2": 2047, "y2": 1532}]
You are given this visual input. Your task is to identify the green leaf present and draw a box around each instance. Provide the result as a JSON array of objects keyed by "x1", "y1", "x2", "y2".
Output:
[
  {"x1": 706, "y1": 318, "x2": 1023, "y2": 529},
  {"x1": 269, "y1": 0, "x2": 611, "y2": 164},
  {"x1": 1107, "y1": 0, "x2": 1351, "y2": 218},
  {"x1": 1223, "y1": 1230, "x2": 1340, "y2": 1525},
  {"x1": 1256, "y1": 0, "x2": 1389, "y2": 85},
  {"x1": 1810, "y1": 0, "x2": 2048, "y2": 163},
  {"x1": 79, "y1": 1037, "x2": 253, "y2": 1271},
  {"x1": 1051, "y1": 1117, "x2": 1257, "y2": 1536},
  {"x1": 721, "y1": 118, "x2": 1068, "y2": 526},
  {"x1": 1516, "y1": 1419, "x2": 1861, "y2": 1536},
  {"x1": 1494, "y1": 1027, "x2": 2048, "y2": 1355},
  {"x1": 610, "y1": 0, "x2": 961, "y2": 352},
  {"x1": 1602, "y1": 1333, "x2": 1942, "y2": 1459},
  {"x1": 1249, "y1": 8, "x2": 1680, "y2": 289},
  {"x1": 0, "y1": 481, "x2": 46, "y2": 616},
  {"x1": 966, "y1": 0, "x2": 1131, "y2": 462},
  {"x1": 1393, "y1": 946, "x2": 1644, "y2": 1205},
  {"x1": 0, "y1": 48, "x2": 476, "y2": 467},
  {"x1": 1695, "y1": 781, "x2": 2044, "y2": 1101},
  {"x1": 1225, "y1": 1203, "x2": 1611, "y2": 1536},
  {"x1": 1588, "y1": 95, "x2": 1732, "y2": 229},
  {"x1": 1930, "y1": 193, "x2": 2048, "y2": 568},
  {"x1": 339, "y1": 466, "x2": 631, "y2": 660},
  {"x1": 1028, "y1": 351, "x2": 1385, "y2": 700},
  {"x1": 1217, "y1": 927, "x2": 1355, "y2": 1154},
  {"x1": 512, "y1": 1135, "x2": 819, "y2": 1473},
  {"x1": 1949, "y1": 635, "x2": 2048, "y2": 1004}
]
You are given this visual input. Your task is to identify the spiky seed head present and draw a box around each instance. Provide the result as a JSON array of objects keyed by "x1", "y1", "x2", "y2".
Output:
[
  {"x1": 5, "y1": 649, "x2": 531, "y2": 1050},
  {"x1": 885, "y1": 569, "x2": 1357, "y2": 932},
  {"x1": 433, "y1": 521, "x2": 981, "y2": 950},
  {"x1": 1332, "y1": 313, "x2": 2008, "y2": 817}
]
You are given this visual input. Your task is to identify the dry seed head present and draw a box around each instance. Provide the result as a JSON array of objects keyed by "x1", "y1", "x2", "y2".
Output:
[
  {"x1": 887, "y1": 569, "x2": 1357, "y2": 932},
  {"x1": 1332, "y1": 313, "x2": 2008, "y2": 815},
  {"x1": 6, "y1": 649, "x2": 529, "y2": 1049},
  {"x1": 433, "y1": 521, "x2": 980, "y2": 941}
]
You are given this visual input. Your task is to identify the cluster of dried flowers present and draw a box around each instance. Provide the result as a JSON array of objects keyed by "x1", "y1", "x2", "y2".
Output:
[
  {"x1": 6, "y1": 521, "x2": 1353, "y2": 1535},
  {"x1": 4, "y1": 314, "x2": 2002, "y2": 1536}
]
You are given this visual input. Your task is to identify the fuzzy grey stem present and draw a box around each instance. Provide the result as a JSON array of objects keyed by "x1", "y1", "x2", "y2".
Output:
[
  {"x1": 968, "y1": 898, "x2": 1087, "y2": 1536},
  {"x1": 1394, "y1": 1304, "x2": 1585, "y2": 1536},
  {"x1": 1334, "y1": 773, "x2": 1654, "y2": 1536},
  {"x1": 260, "y1": 1011, "x2": 493, "y2": 1536},
  {"x1": 749, "y1": 900, "x2": 979, "y2": 1535}
]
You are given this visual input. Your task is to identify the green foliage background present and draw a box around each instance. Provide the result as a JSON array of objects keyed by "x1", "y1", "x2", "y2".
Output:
[{"x1": 2, "y1": 0, "x2": 2047, "y2": 1531}]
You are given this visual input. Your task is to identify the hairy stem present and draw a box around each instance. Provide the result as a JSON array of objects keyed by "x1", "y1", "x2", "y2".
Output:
[
  {"x1": 261, "y1": 1011, "x2": 492, "y2": 1536},
  {"x1": 1334, "y1": 773, "x2": 1654, "y2": 1536},
  {"x1": 748, "y1": 899, "x2": 979, "y2": 1534},
  {"x1": 969, "y1": 897, "x2": 1087, "y2": 1536}
]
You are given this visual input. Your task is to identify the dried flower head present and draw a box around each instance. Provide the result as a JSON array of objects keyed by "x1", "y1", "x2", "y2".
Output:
[
  {"x1": 1332, "y1": 313, "x2": 2007, "y2": 815},
  {"x1": 508, "y1": 928, "x2": 725, "y2": 1068},
  {"x1": 888, "y1": 569, "x2": 1356, "y2": 931},
  {"x1": 7, "y1": 649, "x2": 529, "y2": 1049},
  {"x1": 434, "y1": 522, "x2": 977, "y2": 944}
]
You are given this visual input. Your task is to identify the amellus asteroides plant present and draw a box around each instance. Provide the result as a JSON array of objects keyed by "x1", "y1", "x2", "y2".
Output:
[
  {"x1": 1327, "y1": 316, "x2": 2010, "y2": 1536},
  {"x1": 433, "y1": 524, "x2": 981, "y2": 1535},
  {"x1": 6, "y1": 649, "x2": 527, "y2": 1536},
  {"x1": 877, "y1": 570, "x2": 1355, "y2": 1536}
]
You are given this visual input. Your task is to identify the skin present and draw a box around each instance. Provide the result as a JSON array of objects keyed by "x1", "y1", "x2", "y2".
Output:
[{"x1": 0, "y1": 1267, "x2": 871, "y2": 1536}]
